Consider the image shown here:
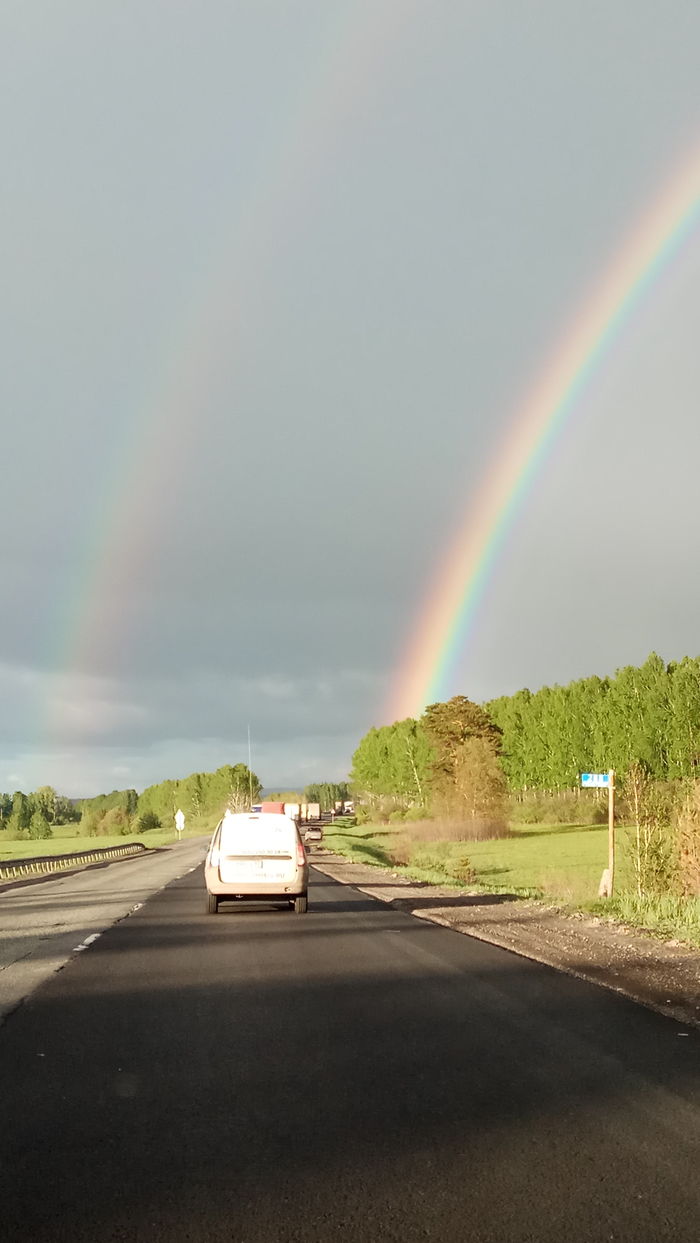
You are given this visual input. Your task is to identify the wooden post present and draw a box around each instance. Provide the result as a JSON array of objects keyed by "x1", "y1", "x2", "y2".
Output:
[{"x1": 608, "y1": 770, "x2": 615, "y2": 897}]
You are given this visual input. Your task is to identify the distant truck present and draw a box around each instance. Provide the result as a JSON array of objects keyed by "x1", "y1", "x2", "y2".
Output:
[{"x1": 257, "y1": 801, "x2": 321, "y2": 822}]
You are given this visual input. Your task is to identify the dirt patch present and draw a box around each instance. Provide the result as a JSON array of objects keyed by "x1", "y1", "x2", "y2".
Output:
[{"x1": 311, "y1": 851, "x2": 700, "y2": 1030}]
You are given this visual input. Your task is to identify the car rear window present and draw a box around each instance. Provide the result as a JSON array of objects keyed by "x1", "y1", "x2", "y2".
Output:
[{"x1": 219, "y1": 815, "x2": 296, "y2": 858}]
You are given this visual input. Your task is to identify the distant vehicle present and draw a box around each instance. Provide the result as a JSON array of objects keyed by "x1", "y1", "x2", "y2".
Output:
[
  {"x1": 205, "y1": 812, "x2": 309, "y2": 915},
  {"x1": 251, "y1": 803, "x2": 262, "y2": 813},
  {"x1": 261, "y1": 801, "x2": 286, "y2": 815},
  {"x1": 304, "y1": 824, "x2": 323, "y2": 845}
]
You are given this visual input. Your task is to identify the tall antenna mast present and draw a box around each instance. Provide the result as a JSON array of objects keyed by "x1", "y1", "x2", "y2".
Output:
[{"x1": 247, "y1": 723, "x2": 253, "y2": 808}]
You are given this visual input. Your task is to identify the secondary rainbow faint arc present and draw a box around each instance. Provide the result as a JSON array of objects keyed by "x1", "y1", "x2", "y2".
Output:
[
  {"x1": 388, "y1": 148, "x2": 700, "y2": 722},
  {"x1": 43, "y1": 0, "x2": 414, "y2": 746}
]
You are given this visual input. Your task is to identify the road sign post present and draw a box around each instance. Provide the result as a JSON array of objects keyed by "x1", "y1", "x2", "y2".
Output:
[
  {"x1": 174, "y1": 808, "x2": 185, "y2": 840},
  {"x1": 581, "y1": 772, "x2": 615, "y2": 898},
  {"x1": 607, "y1": 770, "x2": 616, "y2": 897}
]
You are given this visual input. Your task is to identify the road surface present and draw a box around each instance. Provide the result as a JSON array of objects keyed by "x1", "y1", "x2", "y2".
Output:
[
  {"x1": 0, "y1": 838, "x2": 208, "y2": 1022},
  {"x1": 1, "y1": 865, "x2": 699, "y2": 1242}
]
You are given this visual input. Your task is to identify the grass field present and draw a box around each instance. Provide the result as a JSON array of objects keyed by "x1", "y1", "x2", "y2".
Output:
[
  {"x1": 0, "y1": 823, "x2": 211, "y2": 861},
  {"x1": 323, "y1": 819, "x2": 700, "y2": 946},
  {"x1": 324, "y1": 819, "x2": 611, "y2": 899}
]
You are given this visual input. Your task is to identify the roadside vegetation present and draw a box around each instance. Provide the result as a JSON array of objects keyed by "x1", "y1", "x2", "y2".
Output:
[
  {"x1": 264, "y1": 783, "x2": 349, "y2": 809},
  {"x1": 346, "y1": 652, "x2": 700, "y2": 946},
  {"x1": 0, "y1": 763, "x2": 260, "y2": 861}
]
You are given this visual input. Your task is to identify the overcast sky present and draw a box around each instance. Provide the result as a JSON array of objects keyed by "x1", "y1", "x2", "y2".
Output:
[{"x1": 3, "y1": 1, "x2": 700, "y2": 795}]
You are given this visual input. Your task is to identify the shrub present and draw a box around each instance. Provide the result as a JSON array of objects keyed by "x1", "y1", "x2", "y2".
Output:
[
  {"x1": 99, "y1": 807, "x2": 132, "y2": 835},
  {"x1": 404, "y1": 806, "x2": 431, "y2": 823},
  {"x1": 509, "y1": 791, "x2": 605, "y2": 826},
  {"x1": 388, "y1": 808, "x2": 406, "y2": 823},
  {"x1": 355, "y1": 806, "x2": 371, "y2": 825},
  {"x1": 398, "y1": 815, "x2": 509, "y2": 844},
  {"x1": 80, "y1": 810, "x2": 100, "y2": 837},
  {"x1": 677, "y1": 782, "x2": 700, "y2": 897},
  {"x1": 28, "y1": 811, "x2": 52, "y2": 840},
  {"x1": 134, "y1": 810, "x2": 161, "y2": 833},
  {"x1": 447, "y1": 851, "x2": 475, "y2": 884}
]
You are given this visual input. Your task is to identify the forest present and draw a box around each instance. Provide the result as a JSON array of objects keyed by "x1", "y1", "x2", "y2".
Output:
[{"x1": 351, "y1": 652, "x2": 700, "y2": 806}]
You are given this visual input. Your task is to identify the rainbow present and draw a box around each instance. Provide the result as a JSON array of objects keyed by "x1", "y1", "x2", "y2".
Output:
[
  {"x1": 388, "y1": 147, "x2": 700, "y2": 722},
  {"x1": 44, "y1": 2, "x2": 410, "y2": 746}
]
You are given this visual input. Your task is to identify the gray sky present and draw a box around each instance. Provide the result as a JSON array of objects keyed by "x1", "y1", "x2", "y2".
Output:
[{"x1": 3, "y1": 1, "x2": 700, "y2": 795}]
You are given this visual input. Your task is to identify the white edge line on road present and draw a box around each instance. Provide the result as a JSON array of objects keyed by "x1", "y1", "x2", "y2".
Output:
[{"x1": 73, "y1": 932, "x2": 101, "y2": 953}]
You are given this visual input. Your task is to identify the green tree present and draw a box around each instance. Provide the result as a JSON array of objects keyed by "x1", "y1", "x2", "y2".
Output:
[
  {"x1": 422, "y1": 696, "x2": 502, "y2": 797},
  {"x1": 8, "y1": 791, "x2": 31, "y2": 836},
  {"x1": 28, "y1": 810, "x2": 53, "y2": 840},
  {"x1": 303, "y1": 782, "x2": 349, "y2": 811},
  {"x1": 33, "y1": 786, "x2": 58, "y2": 824},
  {"x1": 454, "y1": 736, "x2": 508, "y2": 822}
]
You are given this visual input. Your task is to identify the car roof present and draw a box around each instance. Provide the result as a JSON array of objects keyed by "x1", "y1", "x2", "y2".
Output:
[{"x1": 222, "y1": 811, "x2": 292, "y2": 826}]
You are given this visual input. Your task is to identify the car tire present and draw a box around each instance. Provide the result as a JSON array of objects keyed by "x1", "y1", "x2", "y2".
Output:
[
  {"x1": 207, "y1": 893, "x2": 219, "y2": 915},
  {"x1": 294, "y1": 894, "x2": 308, "y2": 914}
]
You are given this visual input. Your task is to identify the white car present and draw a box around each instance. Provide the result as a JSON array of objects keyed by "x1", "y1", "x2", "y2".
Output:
[{"x1": 204, "y1": 811, "x2": 309, "y2": 914}]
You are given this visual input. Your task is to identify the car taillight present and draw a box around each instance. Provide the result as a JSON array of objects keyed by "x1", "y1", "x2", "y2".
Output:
[
  {"x1": 209, "y1": 848, "x2": 220, "y2": 867},
  {"x1": 296, "y1": 840, "x2": 306, "y2": 866}
]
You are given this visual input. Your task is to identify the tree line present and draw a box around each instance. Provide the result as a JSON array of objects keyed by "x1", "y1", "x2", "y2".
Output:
[
  {"x1": 0, "y1": 765, "x2": 347, "y2": 845},
  {"x1": 78, "y1": 763, "x2": 262, "y2": 835},
  {"x1": 487, "y1": 652, "x2": 700, "y2": 789},
  {"x1": 0, "y1": 787, "x2": 79, "y2": 841},
  {"x1": 351, "y1": 652, "x2": 700, "y2": 811}
]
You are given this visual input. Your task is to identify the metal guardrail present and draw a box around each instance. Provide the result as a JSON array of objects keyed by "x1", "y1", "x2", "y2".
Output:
[{"x1": 0, "y1": 842, "x2": 149, "y2": 882}]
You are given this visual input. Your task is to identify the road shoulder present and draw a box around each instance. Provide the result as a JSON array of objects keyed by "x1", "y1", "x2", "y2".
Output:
[{"x1": 311, "y1": 852, "x2": 700, "y2": 1029}]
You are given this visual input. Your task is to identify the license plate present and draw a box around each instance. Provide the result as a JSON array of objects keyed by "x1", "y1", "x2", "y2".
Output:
[{"x1": 221, "y1": 859, "x2": 288, "y2": 881}]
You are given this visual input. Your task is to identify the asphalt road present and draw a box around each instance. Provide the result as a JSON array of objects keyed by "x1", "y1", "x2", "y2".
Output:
[
  {"x1": 0, "y1": 838, "x2": 208, "y2": 1022},
  {"x1": 1, "y1": 866, "x2": 699, "y2": 1243}
]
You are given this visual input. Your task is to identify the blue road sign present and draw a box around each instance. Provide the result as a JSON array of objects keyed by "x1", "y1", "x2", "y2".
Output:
[{"x1": 581, "y1": 773, "x2": 611, "y2": 788}]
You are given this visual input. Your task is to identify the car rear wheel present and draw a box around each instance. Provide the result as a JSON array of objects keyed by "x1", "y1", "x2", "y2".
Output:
[
  {"x1": 207, "y1": 893, "x2": 219, "y2": 915},
  {"x1": 294, "y1": 894, "x2": 308, "y2": 914}
]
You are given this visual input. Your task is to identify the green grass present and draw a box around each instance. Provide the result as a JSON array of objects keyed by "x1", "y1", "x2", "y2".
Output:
[
  {"x1": 323, "y1": 819, "x2": 700, "y2": 946},
  {"x1": 587, "y1": 892, "x2": 700, "y2": 945},
  {"x1": 325, "y1": 820, "x2": 609, "y2": 899},
  {"x1": 0, "y1": 823, "x2": 211, "y2": 861}
]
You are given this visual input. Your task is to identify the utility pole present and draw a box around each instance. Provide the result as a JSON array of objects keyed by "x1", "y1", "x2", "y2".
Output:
[{"x1": 608, "y1": 769, "x2": 616, "y2": 897}]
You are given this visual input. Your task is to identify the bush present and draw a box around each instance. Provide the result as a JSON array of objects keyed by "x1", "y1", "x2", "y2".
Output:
[
  {"x1": 100, "y1": 807, "x2": 131, "y2": 834},
  {"x1": 355, "y1": 806, "x2": 372, "y2": 824},
  {"x1": 447, "y1": 851, "x2": 475, "y2": 884},
  {"x1": 509, "y1": 791, "x2": 606, "y2": 826},
  {"x1": 404, "y1": 806, "x2": 431, "y2": 823},
  {"x1": 133, "y1": 810, "x2": 161, "y2": 833},
  {"x1": 404, "y1": 841, "x2": 475, "y2": 884},
  {"x1": 81, "y1": 813, "x2": 100, "y2": 838},
  {"x1": 28, "y1": 811, "x2": 52, "y2": 840},
  {"x1": 677, "y1": 782, "x2": 700, "y2": 897},
  {"x1": 388, "y1": 808, "x2": 406, "y2": 823},
  {"x1": 397, "y1": 815, "x2": 509, "y2": 844}
]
